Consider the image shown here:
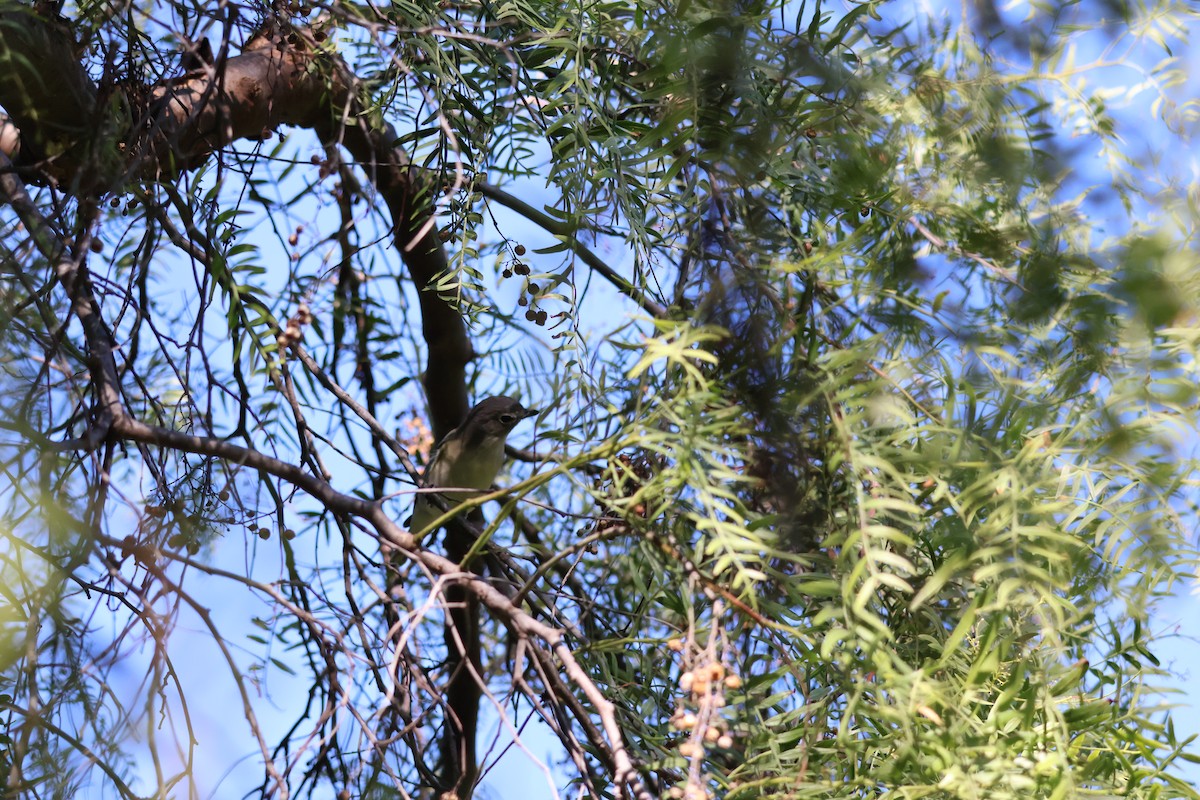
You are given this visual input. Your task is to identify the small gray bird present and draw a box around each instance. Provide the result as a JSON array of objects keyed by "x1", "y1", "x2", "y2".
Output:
[{"x1": 406, "y1": 396, "x2": 538, "y2": 533}]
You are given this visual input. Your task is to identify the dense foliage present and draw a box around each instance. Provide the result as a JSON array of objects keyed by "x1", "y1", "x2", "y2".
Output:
[{"x1": 0, "y1": 0, "x2": 1197, "y2": 798}]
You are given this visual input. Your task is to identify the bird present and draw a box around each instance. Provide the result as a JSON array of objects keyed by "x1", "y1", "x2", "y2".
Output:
[{"x1": 406, "y1": 396, "x2": 538, "y2": 533}]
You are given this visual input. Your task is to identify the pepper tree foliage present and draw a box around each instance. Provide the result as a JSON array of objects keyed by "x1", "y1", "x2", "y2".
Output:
[{"x1": 0, "y1": 0, "x2": 1198, "y2": 798}]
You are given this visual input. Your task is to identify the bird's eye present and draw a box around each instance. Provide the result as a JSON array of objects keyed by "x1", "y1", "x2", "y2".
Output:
[{"x1": 499, "y1": 414, "x2": 516, "y2": 425}]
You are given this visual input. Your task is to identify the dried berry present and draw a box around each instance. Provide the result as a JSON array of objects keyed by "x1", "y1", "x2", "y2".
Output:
[{"x1": 514, "y1": 244, "x2": 526, "y2": 256}]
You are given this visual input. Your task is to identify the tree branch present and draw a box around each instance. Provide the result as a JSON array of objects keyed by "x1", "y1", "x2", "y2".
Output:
[
  {"x1": 0, "y1": 7, "x2": 472, "y2": 438},
  {"x1": 478, "y1": 181, "x2": 669, "y2": 319}
]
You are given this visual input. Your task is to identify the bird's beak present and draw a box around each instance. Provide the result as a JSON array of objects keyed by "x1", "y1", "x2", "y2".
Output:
[{"x1": 522, "y1": 407, "x2": 539, "y2": 419}]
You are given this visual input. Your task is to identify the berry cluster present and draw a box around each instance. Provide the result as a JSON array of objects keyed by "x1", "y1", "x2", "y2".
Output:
[
  {"x1": 500, "y1": 243, "x2": 550, "y2": 326},
  {"x1": 664, "y1": 635, "x2": 742, "y2": 800},
  {"x1": 287, "y1": 223, "x2": 306, "y2": 262},
  {"x1": 276, "y1": 302, "x2": 313, "y2": 350}
]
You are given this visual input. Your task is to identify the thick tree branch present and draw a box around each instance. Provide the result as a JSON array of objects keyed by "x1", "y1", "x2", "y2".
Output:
[{"x1": 303, "y1": 69, "x2": 471, "y2": 440}]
